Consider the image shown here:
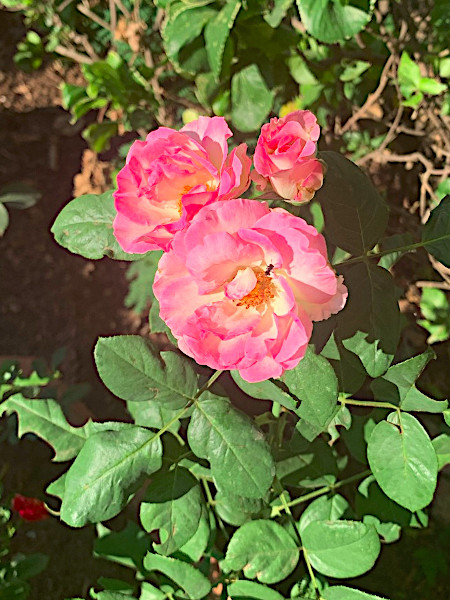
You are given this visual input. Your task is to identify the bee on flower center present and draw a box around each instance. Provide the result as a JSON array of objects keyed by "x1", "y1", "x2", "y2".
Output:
[{"x1": 265, "y1": 263, "x2": 274, "y2": 276}]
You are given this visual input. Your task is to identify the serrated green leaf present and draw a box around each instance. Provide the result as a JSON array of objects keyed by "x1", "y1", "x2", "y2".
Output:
[
  {"x1": 0, "y1": 396, "x2": 86, "y2": 462},
  {"x1": 227, "y1": 580, "x2": 285, "y2": 600},
  {"x1": 296, "y1": 0, "x2": 373, "y2": 44},
  {"x1": 127, "y1": 400, "x2": 182, "y2": 432},
  {"x1": 324, "y1": 586, "x2": 389, "y2": 600},
  {"x1": 298, "y1": 494, "x2": 349, "y2": 533},
  {"x1": 320, "y1": 332, "x2": 366, "y2": 395},
  {"x1": 336, "y1": 263, "x2": 401, "y2": 378},
  {"x1": 231, "y1": 371, "x2": 296, "y2": 411},
  {"x1": 367, "y1": 412, "x2": 438, "y2": 512},
  {"x1": 231, "y1": 64, "x2": 273, "y2": 132},
  {"x1": 143, "y1": 553, "x2": 211, "y2": 599},
  {"x1": 188, "y1": 395, "x2": 275, "y2": 498},
  {"x1": 205, "y1": 0, "x2": 241, "y2": 78},
  {"x1": 95, "y1": 336, "x2": 196, "y2": 409},
  {"x1": 51, "y1": 191, "x2": 140, "y2": 261},
  {"x1": 317, "y1": 152, "x2": 388, "y2": 255},
  {"x1": 301, "y1": 520, "x2": 380, "y2": 578},
  {"x1": 432, "y1": 433, "x2": 450, "y2": 470},
  {"x1": 176, "y1": 505, "x2": 210, "y2": 561},
  {"x1": 282, "y1": 347, "x2": 338, "y2": 440},
  {"x1": 223, "y1": 520, "x2": 299, "y2": 584},
  {"x1": 371, "y1": 349, "x2": 447, "y2": 413},
  {"x1": 215, "y1": 490, "x2": 264, "y2": 526},
  {"x1": 140, "y1": 467, "x2": 203, "y2": 555},
  {"x1": 422, "y1": 195, "x2": 450, "y2": 268},
  {"x1": 61, "y1": 427, "x2": 162, "y2": 527}
]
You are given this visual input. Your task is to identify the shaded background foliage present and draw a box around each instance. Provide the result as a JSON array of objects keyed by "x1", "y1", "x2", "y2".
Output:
[{"x1": 1, "y1": 1, "x2": 449, "y2": 599}]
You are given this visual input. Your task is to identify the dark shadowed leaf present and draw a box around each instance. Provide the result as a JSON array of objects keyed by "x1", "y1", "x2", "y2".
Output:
[
  {"x1": 317, "y1": 152, "x2": 388, "y2": 255},
  {"x1": 422, "y1": 195, "x2": 450, "y2": 267},
  {"x1": 335, "y1": 264, "x2": 401, "y2": 378},
  {"x1": 143, "y1": 553, "x2": 211, "y2": 599}
]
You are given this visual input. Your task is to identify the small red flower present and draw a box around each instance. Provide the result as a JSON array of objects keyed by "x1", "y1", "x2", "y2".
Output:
[{"x1": 12, "y1": 494, "x2": 49, "y2": 522}]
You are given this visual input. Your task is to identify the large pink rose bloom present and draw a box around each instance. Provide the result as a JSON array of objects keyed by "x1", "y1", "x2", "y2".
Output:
[
  {"x1": 253, "y1": 110, "x2": 323, "y2": 204},
  {"x1": 153, "y1": 198, "x2": 347, "y2": 382},
  {"x1": 113, "y1": 117, "x2": 251, "y2": 253}
]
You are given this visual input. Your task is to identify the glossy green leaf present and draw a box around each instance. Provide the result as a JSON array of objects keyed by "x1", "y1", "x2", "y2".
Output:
[
  {"x1": 298, "y1": 494, "x2": 349, "y2": 533},
  {"x1": 367, "y1": 412, "x2": 438, "y2": 511},
  {"x1": 264, "y1": 0, "x2": 294, "y2": 28},
  {"x1": 418, "y1": 77, "x2": 447, "y2": 95},
  {"x1": 282, "y1": 347, "x2": 338, "y2": 440},
  {"x1": 61, "y1": 427, "x2": 162, "y2": 527},
  {"x1": 363, "y1": 515, "x2": 401, "y2": 544},
  {"x1": 432, "y1": 433, "x2": 450, "y2": 470},
  {"x1": 143, "y1": 553, "x2": 211, "y2": 599},
  {"x1": 231, "y1": 64, "x2": 273, "y2": 132},
  {"x1": 356, "y1": 477, "x2": 412, "y2": 529},
  {"x1": 301, "y1": 520, "x2": 380, "y2": 578},
  {"x1": 371, "y1": 349, "x2": 448, "y2": 412},
  {"x1": 296, "y1": 0, "x2": 374, "y2": 44},
  {"x1": 205, "y1": 0, "x2": 241, "y2": 78},
  {"x1": 0, "y1": 395, "x2": 86, "y2": 462},
  {"x1": 336, "y1": 263, "x2": 401, "y2": 378},
  {"x1": 422, "y1": 195, "x2": 450, "y2": 268},
  {"x1": 140, "y1": 467, "x2": 203, "y2": 555},
  {"x1": 215, "y1": 491, "x2": 264, "y2": 526},
  {"x1": 317, "y1": 152, "x2": 388, "y2": 255},
  {"x1": 324, "y1": 587, "x2": 389, "y2": 600},
  {"x1": 231, "y1": 371, "x2": 297, "y2": 411},
  {"x1": 95, "y1": 336, "x2": 197, "y2": 409},
  {"x1": 51, "y1": 191, "x2": 139, "y2": 261},
  {"x1": 223, "y1": 520, "x2": 299, "y2": 584},
  {"x1": 188, "y1": 395, "x2": 275, "y2": 498},
  {"x1": 227, "y1": 580, "x2": 285, "y2": 600},
  {"x1": 163, "y1": 5, "x2": 216, "y2": 69}
]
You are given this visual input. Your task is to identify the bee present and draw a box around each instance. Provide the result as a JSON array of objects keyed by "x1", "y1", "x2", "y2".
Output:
[{"x1": 265, "y1": 263, "x2": 274, "y2": 276}]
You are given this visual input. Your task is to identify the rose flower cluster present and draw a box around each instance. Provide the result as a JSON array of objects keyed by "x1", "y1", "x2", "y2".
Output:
[{"x1": 113, "y1": 112, "x2": 347, "y2": 382}]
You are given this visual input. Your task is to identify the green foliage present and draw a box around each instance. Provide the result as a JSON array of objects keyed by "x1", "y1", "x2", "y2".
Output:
[
  {"x1": 422, "y1": 195, "x2": 450, "y2": 268},
  {"x1": 51, "y1": 190, "x2": 141, "y2": 261},
  {"x1": 296, "y1": 0, "x2": 375, "y2": 45},
  {"x1": 0, "y1": 182, "x2": 40, "y2": 238},
  {"x1": 418, "y1": 288, "x2": 450, "y2": 344},
  {"x1": 398, "y1": 51, "x2": 447, "y2": 108}
]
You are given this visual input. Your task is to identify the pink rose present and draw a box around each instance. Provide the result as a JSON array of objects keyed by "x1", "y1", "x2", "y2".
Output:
[
  {"x1": 153, "y1": 198, "x2": 347, "y2": 382},
  {"x1": 113, "y1": 117, "x2": 251, "y2": 253},
  {"x1": 252, "y1": 110, "x2": 323, "y2": 203}
]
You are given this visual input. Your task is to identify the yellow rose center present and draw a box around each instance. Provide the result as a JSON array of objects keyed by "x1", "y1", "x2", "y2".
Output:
[{"x1": 235, "y1": 270, "x2": 275, "y2": 309}]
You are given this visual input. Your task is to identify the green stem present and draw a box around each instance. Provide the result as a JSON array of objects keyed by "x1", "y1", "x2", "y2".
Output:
[
  {"x1": 303, "y1": 548, "x2": 322, "y2": 600},
  {"x1": 333, "y1": 240, "x2": 427, "y2": 268},
  {"x1": 272, "y1": 469, "x2": 371, "y2": 516},
  {"x1": 194, "y1": 370, "x2": 223, "y2": 399},
  {"x1": 341, "y1": 397, "x2": 399, "y2": 411}
]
